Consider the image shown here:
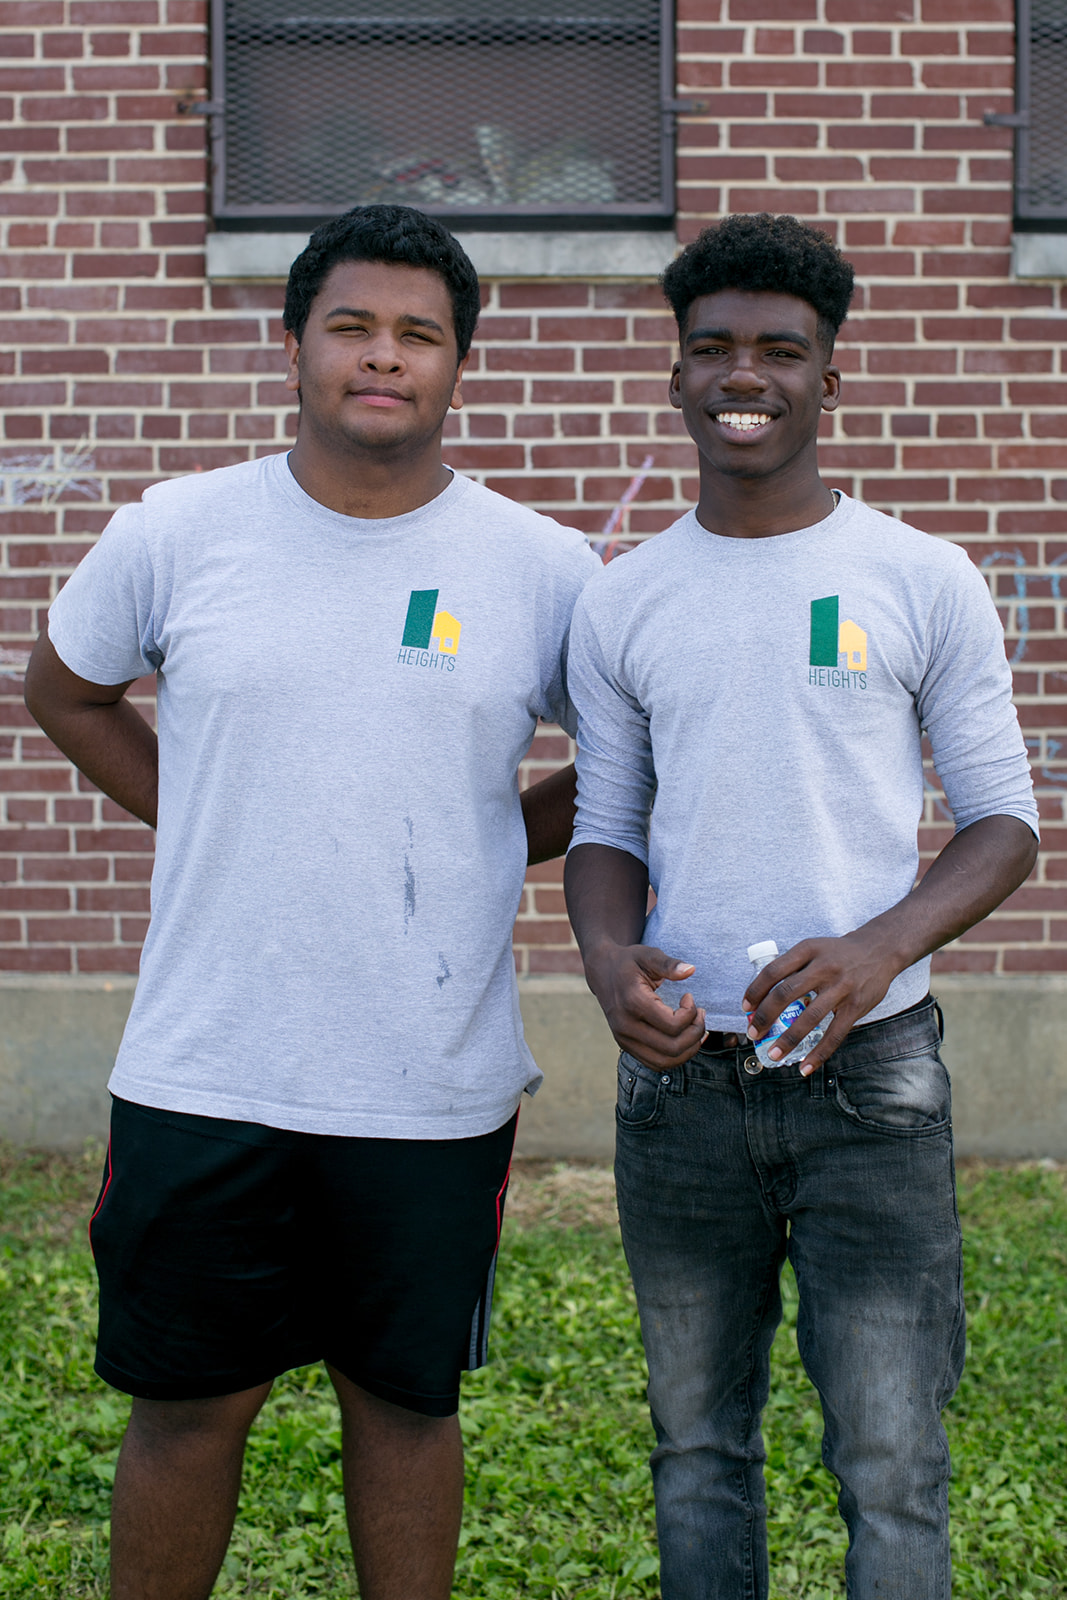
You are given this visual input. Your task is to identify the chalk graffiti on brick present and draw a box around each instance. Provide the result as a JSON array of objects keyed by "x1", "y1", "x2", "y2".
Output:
[
  {"x1": 0, "y1": 440, "x2": 100, "y2": 508},
  {"x1": 980, "y1": 551, "x2": 1067, "y2": 791}
]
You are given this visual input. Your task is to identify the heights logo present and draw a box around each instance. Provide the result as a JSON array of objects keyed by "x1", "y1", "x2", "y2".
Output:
[
  {"x1": 809, "y1": 595, "x2": 868, "y2": 690},
  {"x1": 397, "y1": 588, "x2": 461, "y2": 672}
]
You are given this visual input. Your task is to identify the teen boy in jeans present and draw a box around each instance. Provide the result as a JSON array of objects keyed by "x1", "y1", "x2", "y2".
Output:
[{"x1": 564, "y1": 213, "x2": 1038, "y2": 1599}]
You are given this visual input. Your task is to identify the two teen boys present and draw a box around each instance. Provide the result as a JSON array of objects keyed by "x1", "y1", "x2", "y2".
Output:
[{"x1": 28, "y1": 207, "x2": 1035, "y2": 1599}]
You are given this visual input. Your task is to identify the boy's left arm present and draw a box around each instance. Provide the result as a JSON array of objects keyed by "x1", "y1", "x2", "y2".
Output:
[{"x1": 742, "y1": 812, "x2": 1037, "y2": 1073}]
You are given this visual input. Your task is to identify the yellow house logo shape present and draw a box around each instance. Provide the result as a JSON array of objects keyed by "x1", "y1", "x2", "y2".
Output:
[
  {"x1": 431, "y1": 610, "x2": 462, "y2": 655},
  {"x1": 838, "y1": 618, "x2": 867, "y2": 670}
]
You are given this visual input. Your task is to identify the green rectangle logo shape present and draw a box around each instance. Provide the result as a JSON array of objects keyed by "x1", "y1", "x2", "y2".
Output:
[
  {"x1": 809, "y1": 595, "x2": 839, "y2": 667},
  {"x1": 402, "y1": 589, "x2": 439, "y2": 649}
]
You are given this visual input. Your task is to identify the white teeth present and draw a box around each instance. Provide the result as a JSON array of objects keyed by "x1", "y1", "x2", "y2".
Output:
[{"x1": 718, "y1": 412, "x2": 772, "y2": 431}]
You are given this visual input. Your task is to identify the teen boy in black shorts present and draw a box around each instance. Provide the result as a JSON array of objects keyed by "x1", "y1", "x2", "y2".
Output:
[{"x1": 25, "y1": 205, "x2": 597, "y2": 1600}]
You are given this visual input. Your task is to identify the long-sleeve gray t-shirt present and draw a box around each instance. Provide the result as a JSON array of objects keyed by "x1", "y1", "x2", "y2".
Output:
[
  {"x1": 48, "y1": 453, "x2": 598, "y2": 1137},
  {"x1": 568, "y1": 493, "x2": 1038, "y2": 1030}
]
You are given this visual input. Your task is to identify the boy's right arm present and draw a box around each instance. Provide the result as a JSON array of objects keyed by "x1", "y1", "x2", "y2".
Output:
[
  {"x1": 24, "y1": 625, "x2": 158, "y2": 829},
  {"x1": 564, "y1": 841, "x2": 706, "y2": 1070}
]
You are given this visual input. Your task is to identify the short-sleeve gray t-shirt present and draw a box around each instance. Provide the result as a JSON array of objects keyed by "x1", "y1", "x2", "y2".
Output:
[{"x1": 48, "y1": 453, "x2": 598, "y2": 1137}]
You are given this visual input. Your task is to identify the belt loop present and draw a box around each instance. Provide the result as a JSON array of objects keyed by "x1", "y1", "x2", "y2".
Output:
[
  {"x1": 933, "y1": 997, "x2": 945, "y2": 1042},
  {"x1": 808, "y1": 1061, "x2": 826, "y2": 1100}
]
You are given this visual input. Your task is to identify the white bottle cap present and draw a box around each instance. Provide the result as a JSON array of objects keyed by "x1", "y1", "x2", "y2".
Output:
[{"x1": 747, "y1": 940, "x2": 779, "y2": 963}]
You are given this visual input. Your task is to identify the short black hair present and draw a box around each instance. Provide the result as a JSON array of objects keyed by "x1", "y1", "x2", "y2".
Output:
[
  {"x1": 661, "y1": 213, "x2": 855, "y2": 354},
  {"x1": 283, "y1": 205, "x2": 481, "y2": 360}
]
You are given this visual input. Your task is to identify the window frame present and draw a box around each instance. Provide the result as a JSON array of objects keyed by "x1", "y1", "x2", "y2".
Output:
[{"x1": 203, "y1": 0, "x2": 682, "y2": 232}]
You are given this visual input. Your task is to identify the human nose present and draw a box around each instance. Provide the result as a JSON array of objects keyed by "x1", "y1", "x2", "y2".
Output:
[
  {"x1": 360, "y1": 332, "x2": 404, "y2": 373},
  {"x1": 722, "y1": 354, "x2": 766, "y2": 392}
]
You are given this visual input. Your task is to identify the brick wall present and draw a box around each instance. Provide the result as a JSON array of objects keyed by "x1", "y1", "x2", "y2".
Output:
[{"x1": 0, "y1": 0, "x2": 1064, "y2": 979}]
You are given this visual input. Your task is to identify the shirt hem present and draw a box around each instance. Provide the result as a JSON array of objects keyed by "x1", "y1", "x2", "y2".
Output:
[{"x1": 106, "y1": 1074, "x2": 528, "y2": 1141}]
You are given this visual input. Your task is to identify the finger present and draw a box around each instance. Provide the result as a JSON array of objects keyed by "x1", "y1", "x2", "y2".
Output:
[
  {"x1": 797, "y1": 1008, "x2": 858, "y2": 1075},
  {"x1": 615, "y1": 1019, "x2": 707, "y2": 1071},
  {"x1": 763, "y1": 995, "x2": 837, "y2": 1062},
  {"x1": 746, "y1": 969, "x2": 827, "y2": 1038},
  {"x1": 638, "y1": 949, "x2": 696, "y2": 983}
]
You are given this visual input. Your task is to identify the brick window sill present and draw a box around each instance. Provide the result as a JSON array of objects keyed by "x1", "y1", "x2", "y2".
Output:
[{"x1": 205, "y1": 230, "x2": 678, "y2": 282}]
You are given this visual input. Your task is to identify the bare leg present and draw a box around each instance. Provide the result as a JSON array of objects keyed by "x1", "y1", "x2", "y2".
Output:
[
  {"x1": 110, "y1": 1381, "x2": 272, "y2": 1600},
  {"x1": 328, "y1": 1364, "x2": 464, "y2": 1600}
]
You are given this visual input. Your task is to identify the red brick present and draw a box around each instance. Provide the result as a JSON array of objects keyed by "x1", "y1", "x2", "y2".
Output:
[
  {"x1": 531, "y1": 444, "x2": 621, "y2": 469},
  {"x1": 922, "y1": 251, "x2": 1011, "y2": 277},
  {"x1": 730, "y1": 0, "x2": 817, "y2": 15},
  {"x1": 70, "y1": 0, "x2": 159, "y2": 19},
  {"x1": 923, "y1": 123, "x2": 1010, "y2": 150},
  {"x1": 484, "y1": 475, "x2": 575, "y2": 502},
  {"x1": 114, "y1": 157, "x2": 204, "y2": 182},
  {"x1": 66, "y1": 190, "x2": 155, "y2": 217},
  {"x1": 526, "y1": 380, "x2": 614, "y2": 406},
  {"x1": 89, "y1": 30, "x2": 131, "y2": 53},
  {"x1": 957, "y1": 476, "x2": 1045, "y2": 502},
  {"x1": 826, "y1": 186, "x2": 915, "y2": 213},
  {"x1": 900, "y1": 28, "x2": 960, "y2": 51},
  {"x1": 776, "y1": 155, "x2": 864, "y2": 180},
  {"x1": 923, "y1": 61, "x2": 1013, "y2": 88},
  {"x1": 997, "y1": 446, "x2": 1067, "y2": 471},
  {"x1": 965, "y1": 349, "x2": 1053, "y2": 374},
  {"x1": 872, "y1": 157, "x2": 960, "y2": 181},
  {"x1": 140, "y1": 28, "x2": 205, "y2": 52},
  {"x1": 922, "y1": 188, "x2": 1009, "y2": 215},
  {"x1": 754, "y1": 27, "x2": 797, "y2": 52},
  {"x1": 901, "y1": 444, "x2": 993, "y2": 469},
  {"x1": 0, "y1": 66, "x2": 65, "y2": 89},
  {"x1": 731, "y1": 121, "x2": 817, "y2": 148},
  {"x1": 827, "y1": 0, "x2": 914, "y2": 14},
  {"x1": 829, "y1": 61, "x2": 915, "y2": 85},
  {"x1": 77, "y1": 946, "x2": 141, "y2": 972},
  {"x1": 680, "y1": 155, "x2": 767, "y2": 179},
  {"x1": 0, "y1": 33, "x2": 36, "y2": 55},
  {"x1": 730, "y1": 60, "x2": 819, "y2": 85},
  {"x1": 1003, "y1": 948, "x2": 1067, "y2": 972},
  {"x1": 966, "y1": 28, "x2": 1014, "y2": 53},
  {"x1": 123, "y1": 285, "x2": 203, "y2": 310},
  {"x1": 0, "y1": 252, "x2": 66, "y2": 280},
  {"x1": 72, "y1": 63, "x2": 160, "y2": 89},
  {"x1": 0, "y1": 947, "x2": 72, "y2": 972},
  {"x1": 0, "y1": 128, "x2": 61, "y2": 153}
]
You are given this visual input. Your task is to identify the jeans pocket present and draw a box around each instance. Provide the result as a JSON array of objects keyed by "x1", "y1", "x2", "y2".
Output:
[
  {"x1": 834, "y1": 1050, "x2": 952, "y2": 1134},
  {"x1": 616, "y1": 1052, "x2": 667, "y2": 1131}
]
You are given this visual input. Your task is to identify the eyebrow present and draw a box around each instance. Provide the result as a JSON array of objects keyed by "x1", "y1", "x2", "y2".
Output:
[
  {"x1": 685, "y1": 325, "x2": 812, "y2": 351},
  {"x1": 324, "y1": 305, "x2": 446, "y2": 335}
]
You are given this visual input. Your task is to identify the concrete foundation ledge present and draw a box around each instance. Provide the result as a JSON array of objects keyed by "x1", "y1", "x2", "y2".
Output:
[{"x1": 1, "y1": 973, "x2": 1065, "y2": 1159}]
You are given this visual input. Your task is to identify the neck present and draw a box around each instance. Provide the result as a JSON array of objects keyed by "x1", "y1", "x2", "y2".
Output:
[
  {"x1": 287, "y1": 433, "x2": 452, "y2": 519},
  {"x1": 695, "y1": 457, "x2": 835, "y2": 540}
]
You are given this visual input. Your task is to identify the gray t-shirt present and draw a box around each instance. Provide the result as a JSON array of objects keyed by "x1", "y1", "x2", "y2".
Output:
[
  {"x1": 48, "y1": 452, "x2": 598, "y2": 1137},
  {"x1": 568, "y1": 493, "x2": 1038, "y2": 1030}
]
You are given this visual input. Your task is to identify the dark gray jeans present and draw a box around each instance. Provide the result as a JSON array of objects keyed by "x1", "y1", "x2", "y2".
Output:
[{"x1": 614, "y1": 998, "x2": 965, "y2": 1600}]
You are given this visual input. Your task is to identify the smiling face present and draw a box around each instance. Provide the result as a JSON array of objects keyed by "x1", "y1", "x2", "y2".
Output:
[
  {"x1": 669, "y1": 288, "x2": 841, "y2": 485},
  {"x1": 283, "y1": 258, "x2": 467, "y2": 462}
]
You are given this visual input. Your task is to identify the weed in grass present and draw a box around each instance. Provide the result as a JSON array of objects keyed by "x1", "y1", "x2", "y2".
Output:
[{"x1": 0, "y1": 1151, "x2": 1063, "y2": 1597}]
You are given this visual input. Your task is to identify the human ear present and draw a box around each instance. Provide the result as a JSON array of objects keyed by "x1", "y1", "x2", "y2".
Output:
[
  {"x1": 821, "y1": 364, "x2": 842, "y2": 412},
  {"x1": 283, "y1": 329, "x2": 301, "y2": 394}
]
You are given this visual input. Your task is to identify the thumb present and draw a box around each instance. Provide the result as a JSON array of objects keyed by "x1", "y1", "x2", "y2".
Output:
[{"x1": 639, "y1": 948, "x2": 696, "y2": 981}]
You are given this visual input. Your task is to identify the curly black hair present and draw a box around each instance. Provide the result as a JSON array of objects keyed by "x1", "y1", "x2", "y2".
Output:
[
  {"x1": 283, "y1": 205, "x2": 481, "y2": 360},
  {"x1": 661, "y1": 214, "x2": 855, "y2": 353}
]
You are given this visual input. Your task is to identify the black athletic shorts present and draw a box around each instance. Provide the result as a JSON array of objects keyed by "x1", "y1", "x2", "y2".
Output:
[{"x1": 89, "y1": 1095, "x2": 517, "y2": 1416}]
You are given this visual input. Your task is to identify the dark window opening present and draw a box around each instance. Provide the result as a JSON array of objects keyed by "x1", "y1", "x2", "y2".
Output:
[
  {"x1": 1012, "y1": 0, "x2": 1067, "y2": 231},
  {"x1": 208, "y1": 0, "x2": 676, "y2": 231}
]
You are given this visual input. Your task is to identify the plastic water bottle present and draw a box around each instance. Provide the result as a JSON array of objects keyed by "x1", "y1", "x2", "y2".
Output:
[{"x1": 746, "y1": 940, "x2": 831, "y2": 1068}]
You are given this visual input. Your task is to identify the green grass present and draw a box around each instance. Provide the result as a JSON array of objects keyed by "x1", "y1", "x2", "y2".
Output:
[{"x1": 0, "y1": 1148, "x2": 1064, "y2": 1597}]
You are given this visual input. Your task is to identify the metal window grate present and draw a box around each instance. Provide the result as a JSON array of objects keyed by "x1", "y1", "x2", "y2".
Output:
[
  {"x1": 208, "y1": 0, "x2": 675, "y2": 228},
  {"x1": 1015, "y1": 0, "x2": 1067, "y2": 226}
]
